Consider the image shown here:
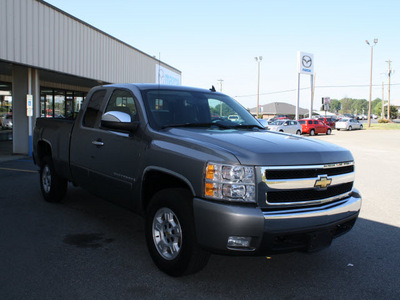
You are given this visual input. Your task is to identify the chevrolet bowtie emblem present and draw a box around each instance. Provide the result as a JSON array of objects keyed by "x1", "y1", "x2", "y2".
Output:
[{"x1": 315, "y1": 175, "x2": 332, "y2": 190}]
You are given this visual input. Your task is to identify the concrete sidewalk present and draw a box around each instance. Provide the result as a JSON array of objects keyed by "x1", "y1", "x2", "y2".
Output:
[{"x1": 0, "y1": 136, "x2": 29, "y2": 162}]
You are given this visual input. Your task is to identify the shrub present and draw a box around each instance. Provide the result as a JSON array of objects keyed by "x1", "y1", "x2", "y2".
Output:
[{"x1": 378, "y1": 119, "x2": 389, "y2": 123}]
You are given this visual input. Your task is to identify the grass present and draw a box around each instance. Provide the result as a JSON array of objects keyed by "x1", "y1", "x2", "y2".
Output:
[{"x1": 364, "y1": 122, "x2": 400, "y2": 130}]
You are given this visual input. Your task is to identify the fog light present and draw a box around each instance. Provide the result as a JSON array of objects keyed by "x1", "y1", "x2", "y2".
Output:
[{"x1": 227, "y1": 236, "x2": 252, "y2": 250}]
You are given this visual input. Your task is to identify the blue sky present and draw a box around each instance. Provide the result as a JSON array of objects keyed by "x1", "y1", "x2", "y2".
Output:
[{"x1": 46, "y1": 0, "x2": 400, "y2": 110}]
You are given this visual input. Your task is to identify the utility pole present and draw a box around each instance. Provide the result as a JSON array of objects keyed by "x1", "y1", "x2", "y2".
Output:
[
  {"x1": 217, "y1": 79, "x2": 223, "y2": 92},
  {"x1": 386, "y1": 60, "x2": 392, "y2": 120},
  {"x1": 366, "y1": 39, "x2": 378, "y2": 127},
  {"x1": 255, "y1": 56, "x2": 262, "y2": 119},
  {"x1": 218, "y1": 79, "x2": 223, "y2": 116},
  {"x1": 381, "y1": 82, "x2": 384, "y2": 119}
]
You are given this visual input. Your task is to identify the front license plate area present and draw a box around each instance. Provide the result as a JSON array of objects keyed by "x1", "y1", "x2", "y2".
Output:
[{"x1": 307, "y1": 230, "x2": 333, "y2": 252}]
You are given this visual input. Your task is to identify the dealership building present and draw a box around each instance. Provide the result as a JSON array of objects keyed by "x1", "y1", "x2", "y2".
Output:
[{"x1": 0, "y1": 0, "x2": 181, "y2": 155}]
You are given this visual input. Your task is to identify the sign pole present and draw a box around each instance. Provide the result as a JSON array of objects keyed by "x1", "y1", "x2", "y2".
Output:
[
  {"x1": 296, "y1": 73, "x2": 300, "y2": 120},
  {"x1": 310, "y1": 74, "x2": 314, "y2": 118}
]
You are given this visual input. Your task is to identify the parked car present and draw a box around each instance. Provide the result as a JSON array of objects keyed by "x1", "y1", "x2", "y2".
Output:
[
  {"x1": 298, "y1": 118, "x2": 332, "y2": 136},
  {"x1": 1, "y1": 114, "x2": 13, "y2": 130},
  {"x1": 267, "y1": 120, "x2": 302, "y2": 135},
  {"x1": 336, "y1": 118, "x2": 363, "y2": 131},
  {"x1": 317, "y1": 117, "x2": 336, "y2": 129}
]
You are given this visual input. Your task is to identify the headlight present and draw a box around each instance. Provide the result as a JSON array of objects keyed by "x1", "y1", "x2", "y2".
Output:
[{"x1": 204, "y1": 162, "x2": 256, "y2": 203}]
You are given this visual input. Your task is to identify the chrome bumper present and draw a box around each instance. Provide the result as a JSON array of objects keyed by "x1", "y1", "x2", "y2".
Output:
[
  {"x1": 193, "y1": 189, "x2": 361, "y2": 254},
  {"x1": 262, "y1": 190, "x2": 361, "y2": 232}
]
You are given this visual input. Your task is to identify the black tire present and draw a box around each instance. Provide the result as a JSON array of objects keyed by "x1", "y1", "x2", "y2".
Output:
[
  {"x1": 348, "y1": 126, "x2": 352, "y2": 131},
  {"x1": 337, "y1": 129, "x2": 340, "y2": 131},
  {"x1": 309, "y1": 129, "x2": 315, "y2": 136},
  {"x1": 39, "y1": 156, "x2": 67, "y2": 202},
  {"x1": 145, "y1": 188, "x2": 210, "y2": 276},
  {"x1": 360, "y1": 125, "x2": 363, "y2": 130},
  {"x1": 326, "y1": 128, "x2": 332, "y2": 135},
  {"x1": 296, "y1": 130, "x2": 301, "y2": 135}
]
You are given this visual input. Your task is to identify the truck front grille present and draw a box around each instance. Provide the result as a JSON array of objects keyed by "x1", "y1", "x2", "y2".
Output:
[
  {"x1": 266, "y1": 182, "x2": 353, "y2": 203},
  {"x1": 259, "y1": 162, "x2": 355, "y2": 208}
]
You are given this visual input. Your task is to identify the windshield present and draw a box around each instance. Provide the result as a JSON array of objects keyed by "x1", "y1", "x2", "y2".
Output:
[
  {"x1": 141, "y1": 89, "x2": 263, "y2": 130},
  {"x1": 270, "y1": 121, "x2": 284, "y2": 125}
]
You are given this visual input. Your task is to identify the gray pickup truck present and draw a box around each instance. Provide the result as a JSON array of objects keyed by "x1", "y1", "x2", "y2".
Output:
[{"x1": 33, "y1": 84, "x2": 361, "y2": 276}]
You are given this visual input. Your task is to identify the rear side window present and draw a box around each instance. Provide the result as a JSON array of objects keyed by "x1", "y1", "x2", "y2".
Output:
[
  {"x1": 83, "y1": 90, "x2": 106, "y2": 128},
  {"x1": 313, "y1": 120, "x2": 318, "y2": 124},
  {"x1": 307, "y1": 120, "x2": 312, "y2": 125}
]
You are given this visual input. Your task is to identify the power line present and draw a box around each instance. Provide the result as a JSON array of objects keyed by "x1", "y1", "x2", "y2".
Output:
[{"x1": 234, "y1": 82, "x2": 400, "y2": 98}]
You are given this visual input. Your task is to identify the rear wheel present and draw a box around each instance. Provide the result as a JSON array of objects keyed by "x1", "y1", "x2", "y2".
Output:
[
  {"x1": 348, "y1": 126, "x2": 352, "y2": 131},
  {"x1": 309, "y1": 129, "x2": 315, "y2": 136},
  {"x1": 145, "y1": 188, "x2": 210, "y2": 276},
  {"x1": 39, "y1": 156, "x2": 67, "y2": 202},
  {"x1": 360, "y1": 125, "x2": 363, "y2": 130}
]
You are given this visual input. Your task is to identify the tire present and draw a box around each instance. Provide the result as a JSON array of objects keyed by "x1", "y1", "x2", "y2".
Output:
[
  {"x1": 296, "y1": 130, "x2": 301, "y2": 135},
  {"x1": 309, "y1": 129, "x2": 315, "y2": 136},
  {"x1": 326, "y1": 128, "x2": 332, "y2": 135},
  {"x1": 145, "y1": 188, "x2": 210, "y2": 276},
  {"x1": 348, "y1": 126, "x2": 352, "y2": 131},
  {"x1": 360, "y1": 125, "x2": 363, "y2": 130},
  {"x1": 337, "y1": 129, "x2": 340, "y2": 131},
  {"x1": 39, "y1": 156, "x2": 67, "y2": 202}
]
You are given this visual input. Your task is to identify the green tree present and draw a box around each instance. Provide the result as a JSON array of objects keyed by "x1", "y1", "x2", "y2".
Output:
[
  {"x1": 340, "y1": 98, "x2": 354, "y2": 114},
  {"x1": 329, "y1": 99, "x2": 341, "y2": 113}
]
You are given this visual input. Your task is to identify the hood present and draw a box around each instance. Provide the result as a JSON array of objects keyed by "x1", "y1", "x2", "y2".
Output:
[{"x1": 163, "y1": 128, "x2": 353, "y2": 166}]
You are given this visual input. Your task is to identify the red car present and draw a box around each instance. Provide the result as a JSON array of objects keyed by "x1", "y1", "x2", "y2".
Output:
[
  {"x1": 298, "y1": 119, "x2": 332, "y2": 136},
  {"x1": 318, "y1": 117, "x2": 336, "y2": 129}
]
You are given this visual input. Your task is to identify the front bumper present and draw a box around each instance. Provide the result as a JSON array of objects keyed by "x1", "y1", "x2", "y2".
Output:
[{"x1": 193, "y1": 189, "x2": 361, "y2": 255}]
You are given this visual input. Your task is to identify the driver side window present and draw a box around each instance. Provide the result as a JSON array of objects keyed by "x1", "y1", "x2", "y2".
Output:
[{"x1": 105, "y1": 89, "x2": 137, "y2": 120}]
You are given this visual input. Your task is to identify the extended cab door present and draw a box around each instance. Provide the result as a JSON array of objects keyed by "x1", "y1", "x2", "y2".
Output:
[{"x1": 70, "y1": 88, "x2": 144, "y2": 208}]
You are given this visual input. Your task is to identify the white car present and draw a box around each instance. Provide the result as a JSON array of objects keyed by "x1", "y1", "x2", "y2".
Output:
[
  {"x1": 267, "y1": 120, "x2": 302, "y2": 135},
  {"x1": 336, "y1": 118, "x2": 363, "y2": 131}
]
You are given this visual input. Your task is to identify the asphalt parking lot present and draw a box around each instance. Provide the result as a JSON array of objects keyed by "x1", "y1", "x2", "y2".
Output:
[{"x1": 0, "y1": 129, "x2": 399, "y2": 299}]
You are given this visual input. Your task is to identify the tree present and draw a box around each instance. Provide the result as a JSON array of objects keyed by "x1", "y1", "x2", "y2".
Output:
[
  {"x1": 329, "y1": 99, "x2": 341, "y2": 113},
  {"x1": 340, "y1": 98, "x2": 354, "y2": 114}
]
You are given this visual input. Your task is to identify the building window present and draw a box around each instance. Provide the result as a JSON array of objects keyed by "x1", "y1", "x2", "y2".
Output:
[{"x1": 40, "y1": 88, "x2": 86, "y2": 119}]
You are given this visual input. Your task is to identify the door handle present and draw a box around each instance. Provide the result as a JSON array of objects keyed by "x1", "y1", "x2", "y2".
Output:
[{"x1": 92, "y1": 140, "x2": 104, "y2": 146}]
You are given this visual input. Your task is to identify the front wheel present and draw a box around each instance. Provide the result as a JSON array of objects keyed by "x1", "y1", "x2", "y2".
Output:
[
  {"x1": 326, "y1": 128, "x2": 332, "y2": 135},
  {"x1": 348, "y1": 126, "x2": 352, "y2": 131},
  {"x1": 40, "y1": 156, "x2": 67, "y2": 202},
  {"x1": 296, "y1": 130, "x2": 301, "y2": 135},
  {"x1": 145, "y1": 188, "x2": 210, "y2": 276}
]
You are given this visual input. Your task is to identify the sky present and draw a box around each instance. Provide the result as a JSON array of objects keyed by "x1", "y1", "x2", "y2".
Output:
[{"x1": 45, "y1": 0, "x2": 400, "y2": 110}]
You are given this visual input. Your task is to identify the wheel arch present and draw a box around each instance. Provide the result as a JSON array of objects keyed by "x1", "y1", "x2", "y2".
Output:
[
  {"x1": 141, "y1": 167, "x2": 195, "y2": 213},
  {"x1": 36, "y1": 140, "x2": 52, "y2": 167}
]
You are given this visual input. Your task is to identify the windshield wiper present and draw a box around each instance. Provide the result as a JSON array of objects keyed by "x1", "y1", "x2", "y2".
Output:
[
  {"x1": 161, "y1": 122, "x2": 232, "y2": 129},
  {"x1": 231, "y1": 124, "x2": 265, "y2": 130}
]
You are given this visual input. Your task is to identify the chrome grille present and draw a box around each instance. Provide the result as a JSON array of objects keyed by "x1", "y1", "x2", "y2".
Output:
[{"x1": 259, "y1": 162, "x2": 354, "y2": 207}]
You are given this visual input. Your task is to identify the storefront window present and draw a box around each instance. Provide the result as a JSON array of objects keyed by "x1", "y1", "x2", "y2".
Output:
[{"x1": 40, "y1": 88, "x2": 86, "y2": 119}]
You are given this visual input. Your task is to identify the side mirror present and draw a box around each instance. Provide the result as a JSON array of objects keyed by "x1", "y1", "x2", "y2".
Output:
[{"x1": 101, "y1": 111, "x2": 139, "y2": 133}]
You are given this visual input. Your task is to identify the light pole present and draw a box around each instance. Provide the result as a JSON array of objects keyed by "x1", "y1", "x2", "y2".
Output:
[
  {"x1": 366, "y1": 38, "x2": 378, "y2": 127},
  {"x1": 255, "y1": 56, "x2": 262, "y2": 118}
]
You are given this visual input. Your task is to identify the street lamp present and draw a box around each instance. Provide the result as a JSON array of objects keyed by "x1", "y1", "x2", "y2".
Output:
[
  {"x1": 366, "y1": 38, "x2": 378, "y2": 127},
  {"x1": 255, "y1": 56, "x2": 262, "y2": 118}
]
